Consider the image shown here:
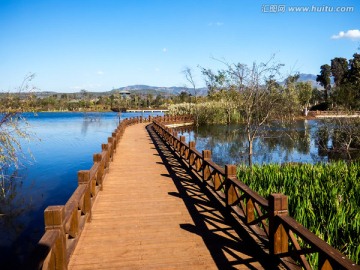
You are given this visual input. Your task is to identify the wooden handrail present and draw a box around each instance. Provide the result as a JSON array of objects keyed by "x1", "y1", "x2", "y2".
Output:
[{"x1": 152, "y1": 118, "x2": 359, "y2": 270}]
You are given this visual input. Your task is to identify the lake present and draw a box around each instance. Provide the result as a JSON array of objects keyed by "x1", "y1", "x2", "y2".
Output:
[{"x1": 0, "y1": 112, "x2": 159, "y2": 269}]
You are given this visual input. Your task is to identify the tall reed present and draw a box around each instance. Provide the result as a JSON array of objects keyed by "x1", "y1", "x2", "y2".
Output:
[{"x1": 237, "y1": 161, "x2": 360, "y2": 264}]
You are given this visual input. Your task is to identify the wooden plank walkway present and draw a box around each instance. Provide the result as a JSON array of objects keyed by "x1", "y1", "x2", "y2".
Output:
[{"x1": 68, "y1": 123, "x2": 283, "y2": 269}]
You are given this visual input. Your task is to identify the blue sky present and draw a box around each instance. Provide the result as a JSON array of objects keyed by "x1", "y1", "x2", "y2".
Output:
[{"x1": 0, "y1": 0, "x2": 359, "y2": 92}]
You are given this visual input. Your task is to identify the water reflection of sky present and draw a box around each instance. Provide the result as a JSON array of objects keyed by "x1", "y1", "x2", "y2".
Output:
[
  {"x1": 177, "y1": 120, "x2": 328, "y2": 166},
  {"x1": 0, "y1": 112, "x2": 162, "y2": 269}
]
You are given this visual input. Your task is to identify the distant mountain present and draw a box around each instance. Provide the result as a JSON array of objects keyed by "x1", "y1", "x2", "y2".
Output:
[
  {"x1": 297, "y1": 73, "x2": 320, "y2": 89},
  {"x1": 281, "y1": 73, "x2": 333, "y2": 89}
]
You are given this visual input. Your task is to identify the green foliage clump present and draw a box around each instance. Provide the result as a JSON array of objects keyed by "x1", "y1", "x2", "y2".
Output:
[
  {"x1": 168, "y1": 102, "x2": 240, "y2": 125},
  {"x1": 237, "y1": 162, "x2": 360, "y2": 264}
]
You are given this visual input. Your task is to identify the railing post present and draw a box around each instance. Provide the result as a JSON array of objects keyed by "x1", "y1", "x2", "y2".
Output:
[
  {"x1": 78, "y1": 170, "x2": 92, "y2": 222},
  {"x1": 225, "y1": 165, "x2": 237, "y2": 207},
  {"x1": 102, "y1": 143, "x2": 110, "y2": 170},
  {"x1": 202, "y1": 150, "x2": 211, "y2": 181},
  {"x1": 108, "y1": 137, "x2": 114, "y2": 160},
  {"x1": 269, "y1": 194, "x2": 289, "y2": 255},
  {"x1": 93, "y1": 153, "x2": 104, "y2": 190},
  {"x1": 44, "y1": 206, "x2": 67, "y2": 270},
  {"x1": 112, "y1": 132, "x2": 117, "y2": 150}
]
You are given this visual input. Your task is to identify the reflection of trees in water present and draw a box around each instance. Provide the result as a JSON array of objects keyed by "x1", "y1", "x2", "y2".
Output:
[
  {"x1": 315, "y1": 118, "x2": 360, "y2": 161},
  {"x1": 0, "y1": 171, "x2": 31, "y2": 240},
  {"x1": 81, "y1": 115, "x2": 104, "y2": 135},
  {"x1": 196, "y1": 124, "x2": 248, "y2": 165},
  {"x1": 174, "y1": 120, "x2": 360, "y2": 165},
  {"x1": 0, "y1": 170, "x2": 34, "y2": 268},
  {"x1": 183, "y1": 121, "x2": 316, "y2": 165},
  {"x1": 260, "y1": 121, "x2": 312, "y2": 161}
]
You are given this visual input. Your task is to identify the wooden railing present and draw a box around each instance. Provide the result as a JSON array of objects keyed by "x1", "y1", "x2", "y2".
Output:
[
  {"x1": 28, "y1": 115, "x2": 192, "y2": 270},
  {"x1": 152, "y1": 119, "x2": 360, "y2": 270}
]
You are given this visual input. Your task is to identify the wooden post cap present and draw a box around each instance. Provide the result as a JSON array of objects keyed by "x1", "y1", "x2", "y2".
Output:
[
  {"x1": 78, "y1": 170, "x2": 90, "y2": 184},
  {"x1": 44, "y1": 205, "x2": 65, "y2": 228},
  {"x1": 269, "y1": 194, "x2": 288, "y2": 215},
  {"x1": 225, "y1": 165, "x2": 237, "y2": 177},
  {"x1": 202, "y1": 150, "x2": 212, "y2": 160}
]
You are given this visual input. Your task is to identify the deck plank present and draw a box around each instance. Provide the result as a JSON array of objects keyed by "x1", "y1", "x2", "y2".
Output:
[{"x1": 68, "y1": 123, "x2": 282, "y2": 269}]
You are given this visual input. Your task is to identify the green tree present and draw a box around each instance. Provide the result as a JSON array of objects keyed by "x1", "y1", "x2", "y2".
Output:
[
  {"x1": 331, "y1": 57, "x2": 348, "y2": 86},
  {"x1": 282, "y1": 74, "x2": 301, "y2": 120},
  {"x1": 310, "y1": 87, "x2": 324, "y2": 105},
  {"x1": 330, "y1": 54, "x2": 360, "y2": 109},
  {"x1": 200, "y1": 68, "x2": 228, "y2": 97},
  {"x1": 316, "y1": 64, "x2": 331, "y2": 101},
  {"x1": 297, "y1": 82, "x2": 313, "y2": 116},
  {"x1": 178, "y1": 91, "x2": 190, "y2": 103},
  {"x1": 348, "y1": 53, "x2": 360, "y2": 87}
]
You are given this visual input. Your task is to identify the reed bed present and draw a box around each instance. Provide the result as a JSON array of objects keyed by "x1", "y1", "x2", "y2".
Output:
[{"x1": 237, "y1": 161, "x2": 360, "y2": 265}]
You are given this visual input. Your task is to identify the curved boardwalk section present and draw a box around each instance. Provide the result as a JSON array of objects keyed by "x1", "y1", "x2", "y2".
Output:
[{"x1": 68, "y1": 123, "x2": 281, "y2": 269}]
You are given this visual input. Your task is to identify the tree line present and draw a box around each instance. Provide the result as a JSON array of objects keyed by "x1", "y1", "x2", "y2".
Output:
[
  {"x1": 0, "y1": 89, "x2": 191, "y2": 112},
  {"x1": 317, "y1": 53, "x2": 360, "y2": 109}
]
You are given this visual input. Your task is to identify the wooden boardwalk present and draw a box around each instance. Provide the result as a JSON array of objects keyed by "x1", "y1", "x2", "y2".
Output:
[{"x1": 68, "y1": 123, "x2": 283, "y2": 269}]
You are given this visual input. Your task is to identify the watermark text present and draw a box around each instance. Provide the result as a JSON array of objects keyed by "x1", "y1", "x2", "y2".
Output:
[{"x1": 262, "y1": 5, "x2": 354, "y2": 13}]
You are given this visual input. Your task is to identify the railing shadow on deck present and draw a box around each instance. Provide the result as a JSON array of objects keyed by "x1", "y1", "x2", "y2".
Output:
[
  {"x1": 147, "y1": 124, "x2": 284, "y2": 269},
  {"x1": 151, "y1": 119, "x2": 360, "y2": 270}
]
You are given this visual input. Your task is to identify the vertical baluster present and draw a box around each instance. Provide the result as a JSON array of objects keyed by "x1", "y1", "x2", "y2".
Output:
[
  {"x1": 225, "y1": 165, "x2": 237, "y2": 207},
  {"x1": 202, "y1": 150, "x2": 212, "y2": 181}
]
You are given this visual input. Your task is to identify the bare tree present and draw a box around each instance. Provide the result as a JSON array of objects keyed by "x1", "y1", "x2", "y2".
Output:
[
  {"x1": 0, "y1": 73, "x2": 36, "y2": 198},
  {"x1": 182, "y1": 67, "x2": 199, "y2": 126},
  {"x1": 203, "y1": 56, "x2": 284, "y2": 166}
]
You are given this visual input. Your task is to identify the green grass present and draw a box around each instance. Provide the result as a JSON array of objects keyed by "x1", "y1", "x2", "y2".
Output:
[{"x1": 237, "y1": 161, "x2": 360, "y2": 265}]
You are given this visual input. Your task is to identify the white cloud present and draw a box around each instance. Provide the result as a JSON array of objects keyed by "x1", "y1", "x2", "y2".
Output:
[
  {"x1": 155, "y1": 68, "x2": 160, "y2": 72},
  {"x1": 97, "y1": 70, "x2": 104, "y2": 75},
  {"x1": 331, "y1": 29, "x2": 360, "y2": 40},
  {"x1": 162, "y1": 48, "x2": 168, "y2": 53}
]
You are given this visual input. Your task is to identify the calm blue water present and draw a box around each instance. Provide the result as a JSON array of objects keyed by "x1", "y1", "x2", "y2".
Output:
[{"x1": 0, "y1": 112, "x2": 161, "y2": 269}]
